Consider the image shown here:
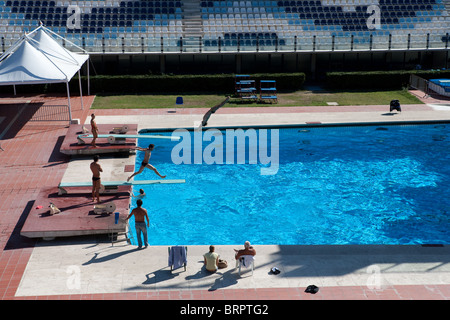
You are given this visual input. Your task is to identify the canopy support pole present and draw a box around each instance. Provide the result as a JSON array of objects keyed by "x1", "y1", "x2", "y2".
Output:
[
  {"x1": 87, "y1": 58, "x2": 90, "y2": 96},
  {"x1": 78, "y1": 70, "x2": 83, "y2": 110},
  {"x1": 66, "y1": 81, "x2": 72, "y2": 125}
]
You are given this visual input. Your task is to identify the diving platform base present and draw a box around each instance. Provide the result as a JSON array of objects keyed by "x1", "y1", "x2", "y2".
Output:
[
  {"x1": 20, "y1": 187, "x2": 131, "y2": 240},
  {"x1": 60, "y1": 124, "x2": 139, "y2": 155}
]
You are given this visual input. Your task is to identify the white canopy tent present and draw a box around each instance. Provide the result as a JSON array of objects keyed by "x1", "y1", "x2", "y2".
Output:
[{"x1": 0, "y1": 25, "x2": 90, "y2": 122}]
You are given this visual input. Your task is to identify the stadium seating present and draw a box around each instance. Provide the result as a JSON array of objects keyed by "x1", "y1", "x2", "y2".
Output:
[{"x1": 0, "y1": 0, "x2": 448, "y2": 52}]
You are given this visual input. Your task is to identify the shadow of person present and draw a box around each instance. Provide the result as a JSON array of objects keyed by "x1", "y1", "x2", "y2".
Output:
[
  {"x1": 185, "y1": 262, "x2": 212, "y2": 281},
  {"x1": 183, "y1": 263, "x2": 239, "y2": 292},
  {"x1": 82, "y1": 247, "x2": 140, "y2": 265},
  {"x1": 143, "y1": 268, "x2": 178, "y2": 286},
  {"x1": 208, "y1": 268, "x2": 238, "y2": 291}
]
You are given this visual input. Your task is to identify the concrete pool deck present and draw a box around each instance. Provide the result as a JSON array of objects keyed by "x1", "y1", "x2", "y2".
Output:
[
  {"x1": 85, "y1": 103, "x2": 449, "y2": 130},
  {"x1": 14, "y1": 239, "x2": 450, "y2": 299},
  {"x1": 1, "y1": 92, "x2": 449, "y2": 300}
]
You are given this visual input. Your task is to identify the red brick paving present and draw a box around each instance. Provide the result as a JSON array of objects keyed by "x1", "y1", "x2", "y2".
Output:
[
  {"x1": 0, "y1": 93, "x2": 448, "y2": 300},
  {"x1": 20, "y1": 186, "x2": 131, "y2": 239}
]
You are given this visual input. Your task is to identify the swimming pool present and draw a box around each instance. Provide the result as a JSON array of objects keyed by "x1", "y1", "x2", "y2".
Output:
[{"x1": 127, "y1": 123, "x2": 450, "y2": 246}]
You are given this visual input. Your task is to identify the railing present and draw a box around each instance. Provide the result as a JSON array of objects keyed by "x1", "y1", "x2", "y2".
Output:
[
  {"x1": 409, "y1": 74, "x2": 430, "y2": 98},
  {"x1": 4, "y1": 32, "x2": 447, "y2": 54},
  {"x1": 53, "y1": 32, "x2": 450, "y2": 54},
  {"x1": 30, "y1": 104, "x2": 71, "y2": 122},
  {"x1": 110, "y1": 219, "x2": 133, "y2": 246}
]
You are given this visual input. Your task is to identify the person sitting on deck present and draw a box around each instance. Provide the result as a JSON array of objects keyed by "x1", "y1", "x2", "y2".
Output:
[
  {"x1": 203, "y1": 245, "x2": 219, "y2": 273},
  {"x1": 234, "y1": 241, "x2": 256, "y2": 260}
]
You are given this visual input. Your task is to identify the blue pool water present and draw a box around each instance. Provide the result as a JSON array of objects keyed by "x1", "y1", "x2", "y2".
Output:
[{"x1": 127, "y1": 124, "x2": 450, "y2": 246}]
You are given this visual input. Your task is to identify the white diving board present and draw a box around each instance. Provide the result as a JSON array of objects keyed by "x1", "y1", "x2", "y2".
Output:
[
  {"x1": 58, "y1": 179, "x2": 186, "y2": 195},
  {"x1": 77, "y1": 134, "x2": 181, "y2": 145}
]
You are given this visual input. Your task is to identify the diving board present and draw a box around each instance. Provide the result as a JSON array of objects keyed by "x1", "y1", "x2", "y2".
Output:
[
  {"x1": 58, "y1": 179, "x2": 186, "y2": 195},
  {"x1": 77, "y1": 133, "x2": 181, "y2": 145}
]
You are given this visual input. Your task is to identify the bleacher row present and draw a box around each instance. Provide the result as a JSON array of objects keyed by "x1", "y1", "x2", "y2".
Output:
[
  {"x1": 201, "y1": 0, "x2": 449, "y2": 50},
  {"x1": 0, "y1": 0, "x2": 449, "y2": 53}
]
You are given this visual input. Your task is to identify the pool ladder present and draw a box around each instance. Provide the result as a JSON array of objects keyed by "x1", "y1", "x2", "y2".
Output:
[{"x1": 109, "y1": 220, "x2": 134, "y2": 246}]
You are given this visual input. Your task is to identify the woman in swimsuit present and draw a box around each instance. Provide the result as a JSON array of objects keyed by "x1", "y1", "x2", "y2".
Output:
[{"x1": 127, "y1": 144, "x2": 166, "y2": 182}]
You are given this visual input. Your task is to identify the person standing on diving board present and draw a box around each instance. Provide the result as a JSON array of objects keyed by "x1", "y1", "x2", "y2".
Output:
[
  {"x1": 90, "y1": 113, "x2": 99, "y2": 148},
  {"x1": 127, "y1": 144, "x2": 166, "y2": 182}
]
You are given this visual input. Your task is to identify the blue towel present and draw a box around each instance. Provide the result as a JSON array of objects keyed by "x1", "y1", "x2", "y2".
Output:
[{"x1": 168, "y1": 246, "x2": 187, "y2": 270}]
